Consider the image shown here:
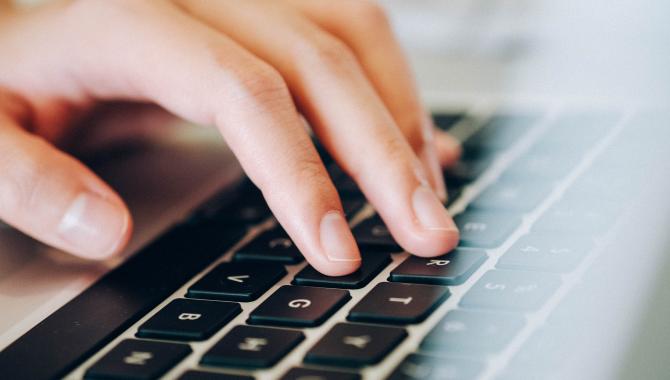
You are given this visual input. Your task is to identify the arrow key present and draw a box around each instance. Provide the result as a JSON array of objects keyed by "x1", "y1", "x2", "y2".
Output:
[
  {"x1": 187, "y1": 262, "x2": 286, "y2": 302},
  {"x1": 347, "y1": 283, "x2": 450, "y2": 325}
]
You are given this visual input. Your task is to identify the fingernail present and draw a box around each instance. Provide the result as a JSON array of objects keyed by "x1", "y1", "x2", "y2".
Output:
[
  {"x1": 58, "y1": 193, "x2": 129, "y2": 259},
  {"x1": 412, "y1": 186, "x2": 457, "y2": 231},
  {"x1": 320, "y1": 211, "x2": 361, "y2": 262}
]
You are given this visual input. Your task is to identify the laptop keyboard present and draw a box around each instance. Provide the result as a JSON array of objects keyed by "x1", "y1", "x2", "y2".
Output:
[{"x1": 67, "y1": 108, "x2": 649, "y2": 380}]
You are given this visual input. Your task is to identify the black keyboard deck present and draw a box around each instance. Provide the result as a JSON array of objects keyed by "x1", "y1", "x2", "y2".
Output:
[{"x1": 2, "y1": 108, "x2": 659, "y2": 380}]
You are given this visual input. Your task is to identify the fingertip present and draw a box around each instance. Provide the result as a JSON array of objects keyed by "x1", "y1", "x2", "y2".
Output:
[
  {"x1": 58, "y1": 192, "x2": 133, "y2": 260},
  {"x1": 434, "y1": 129, "x2": 462, "y2": 168}
]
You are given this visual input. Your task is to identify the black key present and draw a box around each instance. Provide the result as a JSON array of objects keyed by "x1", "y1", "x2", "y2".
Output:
[
  {"x1": 201, "y1": 325, "x2": 303, "y2": 369},
  {"x1": 137, "y1": 299, "x2": 240, "y2": 341},
  {"x1": 432, "y1": 112, "x2": 464, "y2": 131},
  {"x1": 293, "y1": 252, "x2": 390, "y2": 289},
  {"x1": 454, "y1": 211, "x2": 521, "y2": 248},
  {"x1": 199, "y1": 187, "x2": 270, "y2": 228},
  {"x1": 497, "y1": 234, "x2": 593, "y2": 273},
  {"x1": 249, "y1": 285, "x2": 350, "y2": 327},
  {"x1": 179, "y1": 370, "x2": 254, "y2": 380},
  {"x1": 390, "y1": 248, "x2": 487, "y2": 285},
  {"x1": 304, "y1": 323, "x2": 407, "y2": 367},
  {"x1": 464, "y1": 114, "x2": 539, "y2": 151},
  {"x1": 187, "y1": 262, "x2": 286, "y2": 302},
  {"x1": 443, "y1": 157, "x2": 492, "y2": 184},
  {"x1": 0, "y1": 222, "x2": 245, "y2": 380},
  {"x1": 469, "y1": 179, "x2": 553, "y2": 212},
  {"x1": 421, "y1": 310, "x2": 524, "y2": 356},
  {"x1": 445, "y1": 184, "x2": 464, "y2": 207},
  {"x1": 353, "y1": 216, "x2": 402, "y2": 252},
  {"x1": 280, "y1": 367, "x2": 360, "y2": 380},
  {"x1": 342, "y1": 198, "x2": 366, "y2": 219},
  {"x1": 460, "y1": 270, "x2": 561, "y2": 311},
  {"x1": 387, "y1": 353, "x2": 484, "y2": 380},
  {"x1": 347, "y1": 282, "x2": 449, "y2": 324},
  {"x1": 84, "y1": 339, "x2": 191, "y2": 380},
  {"x1": 235, "y1": 227, "x2": 303, "y2": 264}
]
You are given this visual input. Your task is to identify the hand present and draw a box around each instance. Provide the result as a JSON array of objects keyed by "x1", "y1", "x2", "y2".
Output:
[{"x1": 0, "y1": 0, "x2": 461, "y2": 275}]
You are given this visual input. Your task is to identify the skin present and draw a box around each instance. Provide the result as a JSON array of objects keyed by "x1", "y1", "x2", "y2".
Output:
[{"x1": 0, "y1": 0, "x2": 461, "y2": 276}]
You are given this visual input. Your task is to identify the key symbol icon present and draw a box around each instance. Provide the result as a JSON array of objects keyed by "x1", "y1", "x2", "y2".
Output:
[
  {"x1": 178, "y1": 313, "x2": 202, "y2": 321},
  {"x1": 123, "y1": 351, "x2": 152, "y2": 366},
  {"x1": 427, "y1": 259, "x2": 450, "y2": 266},
  {"x1": 343, "y1": 335, "x2": 371, "y2": 349},
  {"x1": 288, "y1": 299, "x2": 311, "y2": 308},
  {"x1": 238, "y1": 337, "x2": 268, "y2": 352},
  {"x1": 269, "y1": 238, "x2": 292, "y2": 249},
  {"x1": 389, "y1": 296, "x2": 413, "y2": 305}
]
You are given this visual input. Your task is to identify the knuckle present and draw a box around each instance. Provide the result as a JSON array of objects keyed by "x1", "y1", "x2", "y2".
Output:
[
  {"x1": 231, "y1": 63, "x2": 290, "y2": 106},
  {"x1": 300, "y1": 36, "x2": 358, "y2": 72},
  {"x1": 397, "y1": 114, "x2": 427, "y2": 152},
  {"x1": 348, "y1": 0, "x2": 391, "y2": 28}
]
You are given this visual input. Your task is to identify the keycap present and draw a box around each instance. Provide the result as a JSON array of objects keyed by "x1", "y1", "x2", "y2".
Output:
[
  {"x1": 197, "y1": 186, "x2": 270, "y2": 228},
  {"x1": 347, "y1": 282, "x2": 449, "y2": 324},
  {"x1": 454, "y1": 211, "x2": 521, "y2": 248},
  {"x1": 387, "y1": 353, "x2": 484, "y2": 380},
  {"x1": 187, "y1": 262, "x2": 286, "y2": 302},
  {"x1": 464, "y1": 114, "x2": 539, "y2": 151},
  {"x1": 137, "y1": 299, "x2": 240, "y2": 341},
  {"x1": 533, "y1": 200, "x2": 619, "y2": 234},
  {"x1": 201, "y1": 325, "x2": 304, "y2": 369},
  {"x1": 293, "y1": 252, "x2": 390, "y2": 289},
  {"x1": 444, "y1": 157, "x2": 492, "y2": 184},
  {"x1": 469, "y1": 179, "x2": 553, "y2": 212},
  {"x1": 432, "y1": 112, "x2": 464, "y2": 131},
  {"x1": 248, "y1": 285, "x2": 350, "y2": 327},
  {"x1": 84, "y1": 339, "x2": 191, "y2": 380},
  {"x1": 353, "y1": 216, "x2": 402, "y2": 252},
  {"x1": 497, "y1": 234, "x2": 593, "y2": 273},
  {"x1": 0, "y1": 222, "x2": 246, "y2": 380},
  {"x1": 502, "y1": 146, "x2": 582, "y2": 181},
  {"x1": 421, "y1": 310, "x2": 525, "y2": 356},
  {"x1": 235, "y1": 227, "x2": 303, "y2": 264},
  {"x1": 178, "y1": 370, "x2": 254, "y2": 380},
  {"x1": 460, "y1": 270, "x2": 561, "y2": 311},
  {"x1": 342, "y1": 198, "x2": 366, "y2": 219},
  {"x1": 304, "y1": 323, "x2": 407, "y2": 367},
  {"x1": 390, "y1": 248, "x2": 487, "y2": 285},
  {"x1": 280, "y1": 367, "x2": 361, "y2": 380}
]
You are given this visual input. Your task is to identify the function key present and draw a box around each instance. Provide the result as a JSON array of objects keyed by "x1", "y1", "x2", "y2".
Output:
[
  {"x1": 347, "y1": 282, "x2": 449, "y2": 325},
  {"x1": 387, "y1": 353, "x2": 484, "y2": 380},
  {"x1": 421, "y1": 310, "x2": 525, "y2": 356},
  {"x1": 235, "y1": 227, "x2": 303, "y2": 264},
  {"x1": 293, "y1": 252, "x2": 390, "y2": 289},
  {"x1": 248, "y1": 286, "x2": 350, "y2": 327},
  {"x1": 304, "y1": 323, "x2": 407, "y2": 368},
  {"x1": 187, "y1": 262, "x2": 286, "y2": 302},
  {"x1": 84, "y1": 339, "x2": 191, "y2": 380},
  {"x1": 201, "y1": 325, "x2": 304, "y2": 369},
  {"x1": 280, "y1": 367, "x2": 360, "y2": 380},
  {"x1": 353, "y1": 216, "x2": 402, "y2": 252},
  {"x1": 137, "y1": 299, "x2": 240, "y2": 341},
  {"x1": 178, "y1": 370, "x2": 254, "y2": 380},
  {"x1": 390, "y1": 248, "x2": 486, "y2": 286},
  {"x1": 454, "y1": 211, "x2": 521, "y2": 248},
  {"x1": 497, "y1": 234, "x2": 593, "y2": 273},
  {"x1": 469, "y1": 179, "x2": 554, "y2": 212},
  {"x1": 460, "y1": 270, "x2": 561, "y2": 311}
]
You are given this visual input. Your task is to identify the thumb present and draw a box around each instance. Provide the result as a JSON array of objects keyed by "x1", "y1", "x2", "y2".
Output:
[{"x1": 0, "y1": 114, "x2": 132, "y2": 260}]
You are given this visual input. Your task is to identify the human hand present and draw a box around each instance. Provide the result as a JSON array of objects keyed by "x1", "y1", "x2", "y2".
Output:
[{"x1": 0, "y1": 0, "x2": 461, "y2": 275}]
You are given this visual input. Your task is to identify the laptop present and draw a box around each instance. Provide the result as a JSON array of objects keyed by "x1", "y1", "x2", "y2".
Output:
[{"x1": 1, "y1": 0, "x2": 669, "y2": 379}]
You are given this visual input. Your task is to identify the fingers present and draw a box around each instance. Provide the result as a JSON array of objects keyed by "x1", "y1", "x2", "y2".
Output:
[
  {"x1": 287, "y1": 0, "x2": 457, "y2": 198},
  {"x1": 178, "y1": 0, "x2": 459, "y2": 257},
  {"x1": 61, "y1": 0, "x2": 360, "y2": 275},
  {"x1": 435, "y1": 128, "x2": 463, "y2": 168},
  {"x1": 0, "y1": 113, "x2": 131, "y2": 259}
]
